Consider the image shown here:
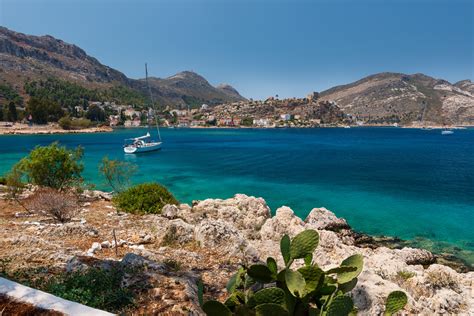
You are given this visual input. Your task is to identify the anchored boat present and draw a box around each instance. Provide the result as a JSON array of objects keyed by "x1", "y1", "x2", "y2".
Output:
[{"x1": 123, "y1": 64, "x2": 162, "y2": 154}]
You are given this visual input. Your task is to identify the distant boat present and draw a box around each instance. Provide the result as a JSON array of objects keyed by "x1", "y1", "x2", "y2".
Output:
[
  {"x1": 123, "y1": 63, "x2": 162, "y2": 154},
  {"x1": 441, "y1": 130, "x2": 454, "y2": 135},
  {"x1": 344, "y1": 126, "x2": 351, "y2": 129}
]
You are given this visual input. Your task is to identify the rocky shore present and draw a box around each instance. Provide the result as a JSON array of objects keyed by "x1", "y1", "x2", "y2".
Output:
[
  {"x1": 0, "y1": 123, "x2": 112, "y2": 135},
  {"x1": 0, "y1": 190, "x2": 473, "y2": 315}
]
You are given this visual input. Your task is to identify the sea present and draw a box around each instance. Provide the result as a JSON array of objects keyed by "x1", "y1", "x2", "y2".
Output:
[{"x1": 0, "y1": 127, "x2": 473, "y2": 266}]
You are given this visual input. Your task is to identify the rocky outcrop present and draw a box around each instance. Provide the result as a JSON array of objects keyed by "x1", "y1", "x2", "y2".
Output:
[{"x1": 1, "y1": 193, "x2": 473, "y2": 315}]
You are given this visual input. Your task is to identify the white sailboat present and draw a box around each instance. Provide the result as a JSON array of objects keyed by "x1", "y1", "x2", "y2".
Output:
[{"x1": 123, "y1": 64, "x2": 162, "y2": 154}]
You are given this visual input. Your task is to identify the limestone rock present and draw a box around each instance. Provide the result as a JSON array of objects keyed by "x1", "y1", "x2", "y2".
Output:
[
  {"x1": 162, "y1": 219, "x2": 195, "y2": 246},
  {"x1": 304, "y1": 207, "x2": 350, "y2": 231},
  {"x1": 162, "y1": 204, "x2": 179, "y2": 219},
  {"x1": 260, "y1": 206, "x2": 304, "y2": 241}
]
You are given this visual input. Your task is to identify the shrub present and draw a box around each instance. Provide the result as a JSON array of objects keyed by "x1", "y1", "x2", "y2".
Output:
[
  {"x1": 26, "y1": 187, "x2": 79, "y2": 222},
  {"x1": 13, "y1": 142, "x2": 84, "y2": 190},
  {"x1": 112, "y1": 183, "x2": 178, "y2": 214},
  {"x1": 45, "y1": 266, "x2": 134, "y2": 312},
  {"x1": 59, "y1": 116, "x2": 92, "y2": 130},
  {"x1": 199, "y1": 229, "x2": 408, "y2": 316},
  {"x1": 99, "y1": 156, "x2": 137, "y2": 193}
]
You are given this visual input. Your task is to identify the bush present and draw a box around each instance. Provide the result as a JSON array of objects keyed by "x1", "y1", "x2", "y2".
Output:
[
  {"x1": 26, "y1": 187, "x2": 79, "y2": 222},
  {"x1": 112, "y1": 183, "x2": 178, "y2": 214},
  {"x1": 59, "y1": 116, "x2": 93, "y2": 130},
  {"x1": 45, "y1": 266, "x2": 134, "y2": 312},
  {"x1": 99, "y1": 157, "x2": 137, "y2": 193},
  {"x1": 200, "y1": 229, "x2": 408, "y2": 316},
  {"x1": 13, "y1": 142, "x2": 84, "y2": 190}
]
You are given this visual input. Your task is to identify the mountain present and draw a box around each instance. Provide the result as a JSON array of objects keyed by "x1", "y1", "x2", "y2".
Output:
[
  {"x1": 319, "y1": 72, "x2": 474, "y2": 125},
  {"x1": 0, "y1": 27, "x2": 245, "y2": 107},
  {"x1": 130, "y1": 71, "x2": 246, "y2": 107}
]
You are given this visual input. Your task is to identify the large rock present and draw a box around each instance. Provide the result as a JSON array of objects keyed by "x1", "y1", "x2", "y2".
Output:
[
  {"x1": 304, "y1": 207, "x2": 350, "y2": 231},
  {"x1": 189, "y1": 194, "x2": 271, "y2": 239},
  {"x1": 161, "y1": 219, "x2": 195, "y2": 246},
  {"x1": 259, "y1": 206, "x2": 304, "y2": 241}
]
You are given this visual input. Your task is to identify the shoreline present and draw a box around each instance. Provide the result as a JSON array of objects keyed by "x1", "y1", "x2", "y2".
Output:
[
  {"x1": 1, "y1": 123, "x2": 472, "y2": 135},
  {"x1": 0, "y1": 123, "x2": 112, "y2": 135}
]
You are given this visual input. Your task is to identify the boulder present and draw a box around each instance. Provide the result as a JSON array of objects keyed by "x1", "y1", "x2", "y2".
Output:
[
  {"x1": 259, "y1": 206, "x2": 304, "y2": 241},
  {"x1": 162, "y1": 219, "x2": 195, "y2": 246},
  {"x1": 162, "y1": 204, "x2": 179, "y2": 219},
  {"x1": 304, "y1": 207, "x2": 350, "y2": 231}
]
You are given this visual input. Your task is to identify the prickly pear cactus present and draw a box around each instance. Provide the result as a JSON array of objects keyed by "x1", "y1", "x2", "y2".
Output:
[
  {"x1": 289, "y1": 229, "x2": 319, "y2": 260},
  {"x1": 326, "y1": 295, "x2": 354, "y2": 316},
  {"x1": 202, "y1": 300, "x2": 232, "y2": 316},
  {"x1": 248, "y1": 287, "x2": 286, "y2": 307},
  {"x1": 384, "y1": 291, "x2": 408, "y2": 315},
  {"x1": 337, "y1": 254, "x2": 363, "y2": 284}
]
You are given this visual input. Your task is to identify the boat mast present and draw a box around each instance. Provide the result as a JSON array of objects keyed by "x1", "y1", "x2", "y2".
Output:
[{"x1": 145, "y1": 63, "x2": 162, "y2": 142}]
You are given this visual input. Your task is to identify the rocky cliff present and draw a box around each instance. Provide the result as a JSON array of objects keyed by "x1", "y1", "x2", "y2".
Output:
[
  {"x1": 0, "y1": 27, "x2": 245, "y2": 107},
  {"x1": 319, "y1": 73, "x2": 474, "y2": 125},
  {"x1": 0, "y1": 189, "x2": 472, "y2": 315}
]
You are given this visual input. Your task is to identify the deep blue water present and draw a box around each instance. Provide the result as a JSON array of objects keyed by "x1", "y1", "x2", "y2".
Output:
[{"x1": 1, "y1": 127, "x2": 473, "y2": 265}]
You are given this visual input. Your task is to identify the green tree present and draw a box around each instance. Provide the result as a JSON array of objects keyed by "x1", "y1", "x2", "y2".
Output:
[
  {"x1": 99, "y1": 157, "x2": 137, "y2": 193},
  {"x1": 6, "y1": 102, "x2": 18, "y2": 122},
  {"x1": 27, "y1": 97, "x2": 49, "y2": 124},
  {"x1": 13, "y1": 142, "x2": 84, "y2": 190},
  {"x1": 86, "y1": 104, "x2": 106, "y2": 122}
]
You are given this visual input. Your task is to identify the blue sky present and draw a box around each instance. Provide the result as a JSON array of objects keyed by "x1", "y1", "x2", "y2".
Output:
[{"x1": 1, "y1": 0, "x2": 472, "y2": 99}]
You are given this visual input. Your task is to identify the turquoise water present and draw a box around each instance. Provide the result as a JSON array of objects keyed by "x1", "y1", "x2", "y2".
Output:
[{"x1": 1, "y1": 128, "x2": 473, "y2": 265}]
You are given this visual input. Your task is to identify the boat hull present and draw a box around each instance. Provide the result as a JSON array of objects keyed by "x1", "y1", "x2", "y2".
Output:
[{"x1": 124, "y1": 142, "x2": 162, "y2": 153}]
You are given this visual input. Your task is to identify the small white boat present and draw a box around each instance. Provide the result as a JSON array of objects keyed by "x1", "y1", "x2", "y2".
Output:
[
  {"x1": 123, "y1": 133, "x2": 162, "y2": 153},
  {"x1": 123, "y1": 63, "x2": 162, "y2": 154},
  {"x1": 441, "y1": 130, "x2": 454, "y2": 135}
]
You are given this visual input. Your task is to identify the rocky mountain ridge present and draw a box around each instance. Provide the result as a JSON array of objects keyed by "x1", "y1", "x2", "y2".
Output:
[
  {"x1": 0, "y1": 27, "x2": 245, "y2": 107},
  {"x1": 319, "y1": 72, "x2": 474, "y2": 125}
]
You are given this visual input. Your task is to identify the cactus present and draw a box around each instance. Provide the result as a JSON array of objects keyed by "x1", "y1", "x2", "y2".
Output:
[
  {"x1": 285, "y1": 269, "x2": 306, "y2": 297},
  {"x1": 199, "y1": 229, "x2": 407, "y2": 316},
  {"x1": 248, "y1": 287, "x2": 286, "y2": 307},
  {"x1": 289, "y1": 229, "x2": 319, "y2": 260},
  {"x1": 255, "y1": 303, "x2": 289, "y2": 316},
  {"x1": 202, "y1": 300, "x2": 232, "y2": 316},
  {"x1": 337, "y1": 254, "x2": 363, "y2": 284},
  {"x1": 280, "y1": 234, "x2": 291, "y2": 266},
  {"x1": 247, "y1": 264, "x2": 274, "y2": 283},
  {"x1": 326, "y1": 295, "x2": 354, "y2": 316},
  {"x1": 267, "y1": 257, "x2": 278, "y2": 277},
  {"x1": 384, "y1": 291, "x2": 408, "y2": 315}
]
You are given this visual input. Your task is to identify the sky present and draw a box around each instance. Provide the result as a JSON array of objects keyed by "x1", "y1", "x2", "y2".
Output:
[{"x1": 0, "y1": 0, "x2": 472, "y2": 99}]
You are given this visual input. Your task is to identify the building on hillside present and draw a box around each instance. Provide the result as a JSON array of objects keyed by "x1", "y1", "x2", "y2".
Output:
[
  {"x1": 109, "y1": 115, "x2": 120, "y2": 126},
  {"x1": 124, "y1": 108, "x2": 141, "y2": 118},
  {"x1": 253, "y1": 118, "x2": 273, "y2": 127},
  {"x1": 280, "y1": 114, "x2": 291, "y2": 121},
  {"x1": 201, "y1": 104, "x2": 209, "y2": 110}
]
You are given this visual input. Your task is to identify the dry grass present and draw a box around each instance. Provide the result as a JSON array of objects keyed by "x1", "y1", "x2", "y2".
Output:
[{"x1": 25, "y1": 188, "x2": 79, "y2": 223}]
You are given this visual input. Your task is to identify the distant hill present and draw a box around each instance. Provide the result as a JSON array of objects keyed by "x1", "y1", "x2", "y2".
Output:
[
  {"x1": 319, "y1": 72, "x2": 474, "y2": 125},
  {"x1": 0, "y1": 27, "x2": 246, "y2": 108}
]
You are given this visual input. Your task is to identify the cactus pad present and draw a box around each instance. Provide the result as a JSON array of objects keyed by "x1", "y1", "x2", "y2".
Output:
[
  {"x1": 289, "y1": 230, "x2": 319, "y2": 260},
  {"x1": 285, "y1": 269, "x2": 306, "y2": 297},
  {"x1": 337, "y1": 254, "x2": 363, "y2": 283},
  {"x1": 248, "y1": 264, "x2": 274, "y2": 283},
  {"x1": 255, "y1": 303, "x2": 289, "y2": 316},
  {"x1": 326, "y1": 295, "x2": 354, "y2": 316},
  {"x1": 248, "y1": 287, "x2": 286, "y2": 307},
  {"x1": 202, "y1": 300, "x2": 232, "y2": 316},
  {"x1": 280, "y1": 234, "x2": 291, "y2": 266},
  {"x1": 384, "y1": 291, "x2": 408, "y2": 315}
]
